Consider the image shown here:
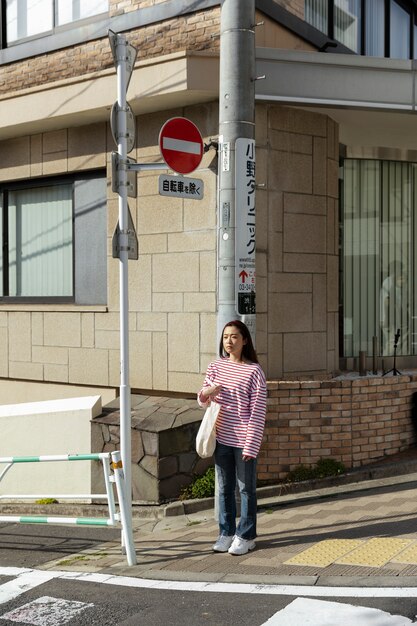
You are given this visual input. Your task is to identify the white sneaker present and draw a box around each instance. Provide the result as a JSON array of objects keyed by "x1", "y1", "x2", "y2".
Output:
[
  {"x1": 228, "y1": 536, "x2": 256, "y2": 556},
  {"x1": 212, "y1": 535, "x2": 234, "y2": 552}
]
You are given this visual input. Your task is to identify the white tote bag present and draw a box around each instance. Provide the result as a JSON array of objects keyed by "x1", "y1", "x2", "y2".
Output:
[{"x1": 196, "y1": 401, "x2": 221, "y2": 458}]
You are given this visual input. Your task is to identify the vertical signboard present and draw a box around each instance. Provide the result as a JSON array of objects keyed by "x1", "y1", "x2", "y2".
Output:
[{"x1": 235, "y1": 138, "x2": 256, "y2": 317}]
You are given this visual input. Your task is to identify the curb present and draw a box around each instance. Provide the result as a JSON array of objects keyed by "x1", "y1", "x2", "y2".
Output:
[{"x1": 2, "y1": 456, "x2": 417, "y2": 520}]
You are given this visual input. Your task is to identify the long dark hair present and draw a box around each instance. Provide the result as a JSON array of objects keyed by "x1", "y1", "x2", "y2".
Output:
[{"x1": 218, "y1": 320, "x2": 259, "y2": 363}]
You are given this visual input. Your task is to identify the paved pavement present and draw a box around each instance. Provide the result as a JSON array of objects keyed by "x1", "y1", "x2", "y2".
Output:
[{"x1": 35, "y1": 449, "x2": 417, "y2": 587}]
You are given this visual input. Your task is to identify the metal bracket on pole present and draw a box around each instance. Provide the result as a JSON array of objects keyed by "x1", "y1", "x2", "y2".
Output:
[
  {"x1": 111, "y1": 152, "x2": 137, "y2": 198},
  {"x1": 126, "y1": 162, "x2": 167, "y2": 172}
]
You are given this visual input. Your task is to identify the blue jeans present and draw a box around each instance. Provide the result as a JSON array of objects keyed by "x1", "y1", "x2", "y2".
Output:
[{"x1": 214, "y1": 442, "x2": 257, "y2": 540}]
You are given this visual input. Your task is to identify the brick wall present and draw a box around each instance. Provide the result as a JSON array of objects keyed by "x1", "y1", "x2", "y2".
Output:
[
  {"x1": 0, "y1": 7, "x2": 220, "y2": 97},
  {"x1": 259, "y1": 375, "x2": 417, "y2": 482},
  {"x1": 110, "y1": 0, "x2": 171, "y2": 15},
  {"x1": 273, "y1": 0, "x2": 304, "y2": 20}
]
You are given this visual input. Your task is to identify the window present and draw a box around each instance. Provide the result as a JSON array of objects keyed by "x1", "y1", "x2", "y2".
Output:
[
  {"x1": 365, "y1": 0, "x2": 385, "y2": 56},
  {"x1": 305, "y1": 0, "x2": 328, "y2": 33},
  {"x1": 305, "y1": 0, "x2": 416, "y2": 58},
  {"x1": 56, "y1": 0, "x2": 108, "y2": 27},
  {"x1": 6, "y1": 0, "x2": 108, "y2": 44},
  {"x1": 0, "y1": 172, "x2": 107, "y2": 304},
  {"x1": 390, "y1": 0, "x2": 411, "y2": 59},
  {"x1": 342, "y1": 159, "x2": 417, "y2": 358},
  {"x1": 6, "y1": 184, "x2": 73, "y2": 297},
  {"x1": 334, "y1": 0, "x2": 361, "y2": 53}
]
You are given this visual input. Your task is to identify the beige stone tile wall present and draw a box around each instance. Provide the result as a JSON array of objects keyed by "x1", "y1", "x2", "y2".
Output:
[
  {"x1": 0, "y1": 101, "x2": 218, "y2": 396},
  {"x1": 257, "y1": 104, "x2": 339, "y2": 379}
]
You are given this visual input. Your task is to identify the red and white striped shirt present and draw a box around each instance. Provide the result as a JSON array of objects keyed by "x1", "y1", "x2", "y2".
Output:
[{"x1": 198, "y1": 357, "x2": 267, "y2": 458}]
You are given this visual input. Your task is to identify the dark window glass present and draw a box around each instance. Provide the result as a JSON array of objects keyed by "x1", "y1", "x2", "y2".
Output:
[{"x1": 0, "y1": 173, "x2": 107, "y2": 304}]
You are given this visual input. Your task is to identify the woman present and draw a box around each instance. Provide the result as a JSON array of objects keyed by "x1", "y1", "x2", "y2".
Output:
[{"x1": 198, "y1": 320, "x2": 267, "y2": 556}]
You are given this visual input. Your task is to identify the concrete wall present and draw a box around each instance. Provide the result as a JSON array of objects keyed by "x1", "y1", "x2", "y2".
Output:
[
  {"x1": 0, "y1": 396, "x2": 102, "y2": 498},
  {"x1": 0, "y1": 380, "x2": 115, "y2": 406}
]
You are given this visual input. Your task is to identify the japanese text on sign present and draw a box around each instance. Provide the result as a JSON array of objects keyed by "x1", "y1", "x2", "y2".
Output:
[
  {"x1": 158, "y1": 174, "x2": 204, "y2": 200},
  {"x1": 235, "y1": 138, "x2": 256, "y2": 316}
]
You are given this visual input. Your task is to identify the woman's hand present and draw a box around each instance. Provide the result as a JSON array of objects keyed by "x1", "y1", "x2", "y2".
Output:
[
  {"x1": 203, "y1": 384, "x2": 222, "y2": 400},
  {"x1": 242, "y1": 455, "x2": 253, "y2": 462}
]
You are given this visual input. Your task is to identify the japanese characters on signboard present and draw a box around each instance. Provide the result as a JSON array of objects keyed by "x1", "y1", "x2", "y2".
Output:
[
  {"x1": 235, "y1": 138, "x2": 256, "y2": 316},
  {"x1": 158, "y1": 174, "x2": 204, "y2": 199}
]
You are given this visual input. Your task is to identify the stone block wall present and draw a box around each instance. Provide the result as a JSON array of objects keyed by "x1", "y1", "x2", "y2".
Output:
[
  {"x1": 259, "y1": 375, "x2": 417, "y2": 483},
  {"x1": 255, "y1": 104, "x2": 339, "y2": 379},
  {"x1": 92, "y1": 394, "x2": 211, "y2": 503}
]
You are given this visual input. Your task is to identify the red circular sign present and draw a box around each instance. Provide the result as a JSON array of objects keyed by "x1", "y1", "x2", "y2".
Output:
[{"x1": 159, "y1": 117, "x2": 203, "y2": 175}]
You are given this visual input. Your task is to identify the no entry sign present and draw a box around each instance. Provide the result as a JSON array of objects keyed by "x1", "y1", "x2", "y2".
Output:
[{"x1": 159, "y1": 117, "x2": 203, "y2": 175}]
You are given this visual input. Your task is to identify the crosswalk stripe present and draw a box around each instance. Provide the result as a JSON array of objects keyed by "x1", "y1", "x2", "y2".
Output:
[
  {"x1": 0, "y1": 570, "x2": 61, "y2": 605},
  {"x1": 261, "y1": 598, "x2": 417, "y2": 626}
]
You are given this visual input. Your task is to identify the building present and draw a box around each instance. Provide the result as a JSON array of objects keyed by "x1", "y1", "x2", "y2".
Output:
[{"x1": 1, "y1": 1, "x2": 417, "y2": 494}]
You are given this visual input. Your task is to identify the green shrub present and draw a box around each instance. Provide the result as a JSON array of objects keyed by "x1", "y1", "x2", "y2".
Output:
[
  {"x1": 35, "y1": 498, "x2": 58, "y2": 505},
  {"x1": 180, "y1": 466, "x2": 215, "y2": 500},
  {"x1": 315, "y1": 458, "x2": 345, "y2": 478},
  {"x1": 286, "y1": 464, "x2": 318, "y2": 483},
  {"x1": 286, "y1": 458, "x2": 345, "y2": 483}
]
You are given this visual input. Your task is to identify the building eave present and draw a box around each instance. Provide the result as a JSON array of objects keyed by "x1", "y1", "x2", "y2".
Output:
[{"x1": 0, "y1": 51, "x2": 219, "y2": 141}]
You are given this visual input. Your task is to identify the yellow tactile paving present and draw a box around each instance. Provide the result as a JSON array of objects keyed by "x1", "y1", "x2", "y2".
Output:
[
  {"x1": 284, "y1": 539, "x2": 364, "y2": 567},
  {"x1": 337, "y1": 538, "x2": 413, "y2": 567},
  {"x1": 392, "y1": 542, "x2": 417, "y2": 565}
]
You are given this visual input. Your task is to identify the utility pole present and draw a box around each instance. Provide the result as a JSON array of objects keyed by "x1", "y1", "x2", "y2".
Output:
[
  {"x1": 215, "y1": 0, "x2": 257, "y2": 521},
  {"x1": 217, "y1": 0, "x2": 256, "y2": 341}
]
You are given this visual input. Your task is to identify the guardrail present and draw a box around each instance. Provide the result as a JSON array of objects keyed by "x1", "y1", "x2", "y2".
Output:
[{"x1": 0, "y1": 450, "x2": 136, "y2": 566}]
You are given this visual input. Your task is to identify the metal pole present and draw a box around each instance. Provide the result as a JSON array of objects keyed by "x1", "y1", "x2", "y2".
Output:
[
  {"x1": 115, "y1": 35, "x2": 132, "y2": 509},
  {"x1": 111, "y1": 451, "x2": 137, "y2": 566},
  {"x1": 215, "y1": 0, "x2": 256, "y2": 521},
  {"x1": 217, "y1": 0, "x2": 256, "y2": 342}
]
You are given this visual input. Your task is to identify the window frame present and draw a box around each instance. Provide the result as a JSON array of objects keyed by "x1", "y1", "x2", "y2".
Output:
[
  {"x1": 2, "y1": 0, "x2": 108, "y2": 48},
  {"x1": 0, "y1": 170, "x2": 106, "y2": 305},
  {"x1": 305, "y1": 0, "x2": 417, "y2": 58}
]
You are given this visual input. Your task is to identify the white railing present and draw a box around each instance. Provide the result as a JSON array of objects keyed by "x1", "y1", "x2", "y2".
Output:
[{"x1": 0, "y1": 450, "x2": 136, "y2": 566}]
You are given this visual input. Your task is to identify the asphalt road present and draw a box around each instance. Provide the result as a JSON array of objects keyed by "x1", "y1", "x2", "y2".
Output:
[{"x1": 1, "y1": 522, "x2": 417, "y2": 625}]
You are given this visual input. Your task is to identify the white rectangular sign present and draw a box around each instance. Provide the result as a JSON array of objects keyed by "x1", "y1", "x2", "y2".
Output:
[
  {"x1": 235, "y1": 138, "x2": 256, "y2": 316},
  {"x1": 222, "y1": 142, "x2": 230, "y2": 172},
  {"x1": 158, "y1": 174, "x2": 204, "y2": 199}
]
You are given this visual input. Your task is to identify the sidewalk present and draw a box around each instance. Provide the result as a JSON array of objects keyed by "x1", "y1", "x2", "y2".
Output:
[{"x1": 39, "y1": 449, "x2": 417, "y2": 587}]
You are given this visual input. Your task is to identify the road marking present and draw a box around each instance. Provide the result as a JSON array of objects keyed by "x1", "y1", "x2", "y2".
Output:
[
  {"x1": 1, "y1": 567, "x2": 417, "y2": 599},
  {"x1": 0, "y1": 571, "x2": 61, "y2": 605},
  {"x1": 261, "y1": 598, "x2": 417, "y2": 625},
  {"x1": 0, "y1": 596, "x2": 94, "y2": 625}
]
